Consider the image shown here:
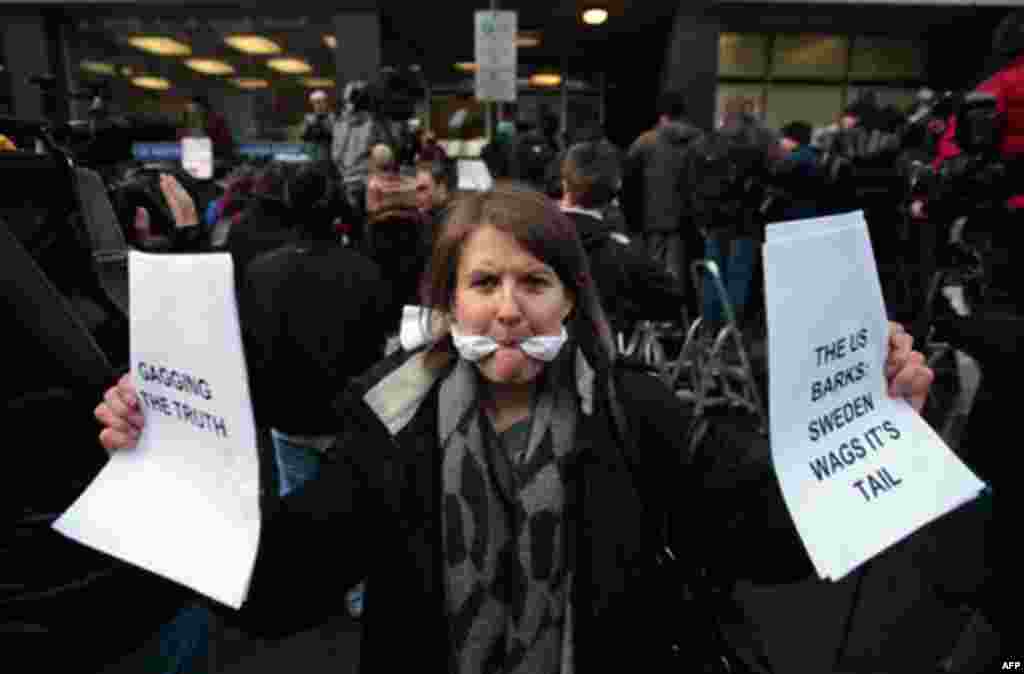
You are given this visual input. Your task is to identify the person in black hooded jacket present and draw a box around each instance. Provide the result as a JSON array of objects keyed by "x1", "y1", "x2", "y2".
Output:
[{"x1": 558, "y1": 140, "x2": 687, "y2": 333}]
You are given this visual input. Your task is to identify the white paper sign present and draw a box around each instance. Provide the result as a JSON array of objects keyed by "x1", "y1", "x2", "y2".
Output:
[
  {"x1": 475, "y1": 10, "x2": 517, "y2": 102},
  {"x1": 54, "y1": 252, "x2": 261, "y2": 609},
  {"x1": 475, "y1": 10, "x2": 516, "y2": 69},
  {"x1": 181, "y1": 136, "x2": 213, "y2": 180},
  {"x1": 475, "y1": 68, "x2": 517, "y2": 103},
  {"x1": 457, "y1": 159, "x2": 494, "y2": 191},
  {"x1": 766, "y1": 210, "x2": 865, "y2": 243},
  {"x1": 763, "y1": 211, "x2": 985, "y2": 581}
]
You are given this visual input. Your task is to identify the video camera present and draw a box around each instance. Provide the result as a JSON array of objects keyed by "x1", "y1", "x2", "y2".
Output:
[
  {"x1": 350, "y1": 66, "x2": 427, "y2": 122},
  {"x1": 918, "y1": 92, "x2": 1010, "y2": 217}
]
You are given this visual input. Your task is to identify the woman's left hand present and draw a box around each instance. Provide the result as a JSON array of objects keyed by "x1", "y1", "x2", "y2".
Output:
[{"x1": 885, "y1": 322, "x2": 933, "y2": 414}]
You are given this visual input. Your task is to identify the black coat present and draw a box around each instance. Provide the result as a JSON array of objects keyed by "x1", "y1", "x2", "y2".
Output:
[
  {"x1": 566, "y1": 210, "x2": 687, "y2": 329},
  {"x1": 241, "y1": 239, "x2": 391, "y2": 434},
  {"x1": 242, "y1": 348, "x2": 703, "y2": 672}
]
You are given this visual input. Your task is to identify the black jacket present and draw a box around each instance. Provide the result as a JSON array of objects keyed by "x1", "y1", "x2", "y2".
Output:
[
  {"x1": 243, "y1": 348, "x2": 701, "y2": 672},
  {"x1": 566, "y1": 210, "x2": 687, "y2": 329},
  {"x1": 227, "y1": 198, "x2": 297, "y2": 295},
  {"x1": 241, "y1": 239, "x2": 390, "y2": 434}
]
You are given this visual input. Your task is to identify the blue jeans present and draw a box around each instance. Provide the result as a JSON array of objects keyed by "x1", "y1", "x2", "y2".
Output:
[
  {"x1": 150, "y1": 600, "x2": 211, "y2": 674},
  {"x1": 703, "y1": 236, "x2": 757, "y2": 325},
  {"x1": 271, "y1": 429, "x2": 326, "y2": 497}
]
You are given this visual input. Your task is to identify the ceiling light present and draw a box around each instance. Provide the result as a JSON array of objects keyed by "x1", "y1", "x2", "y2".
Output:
[
  {"x1": 582, "y1": 8, "x2": 609, "y2": 26},
  {"x1": 529, "y1": 73, "x2": 562, "y2": 87},
  {"x1": 267, "y1": 58, "x2": 312, "y2": 74},
  {"x1": 303, "y1": 77, "x2": 336, "y2": 88},
  {"x1": 231, "y1": 78, "x2": 269, "y2": 89},
  {"x1": 185, "y1": 59, "x2": 235, "y2": 75},
  {"x1": 323, "y1": 35, "x2": 337, "y2": 49},
  {"x1": 454, "y1": 62, "x2": 478, "y2": 72},
  {"x1": 516, "y1": 32, "x2": 541, "y2": 48},
  {"x1": 80, "y1": 60, "x2": 117, "y2": 76},
  {"x1": 131, "y1": 76, "x2": 172, "y2": 90},
  {"x1": 128, "y1": 36, "x2": 191, "y2": 56},
  {"x1": 224, "y1": 35, "x2": 282, "y2": 55}
]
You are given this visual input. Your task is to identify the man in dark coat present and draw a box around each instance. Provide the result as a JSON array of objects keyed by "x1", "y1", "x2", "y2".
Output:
[
  {"x1": 559, "y1": 139, "x2": 687, "y2": 332},
  {"x1": 624, "y1": 92, "x2": 703, "y2": 280}
]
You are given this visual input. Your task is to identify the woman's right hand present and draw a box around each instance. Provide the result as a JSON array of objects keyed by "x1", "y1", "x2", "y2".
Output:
[{"x1": 95, "y1": 373, "x2": 146, "y2": 453}]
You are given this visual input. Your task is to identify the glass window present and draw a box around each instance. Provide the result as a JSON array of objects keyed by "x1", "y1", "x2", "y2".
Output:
[
  {"x1": 847, "y1": 86, "x2": 917, "y2": 114},
  {"x1": 771, "y1": 34, "x2": 848, "y2": 80},
  {"x1": 764, "y1": 84, "x2": 844, "y2": 130},
  {"x1": 850, "y1": 37, "x2": 924, "y2": 81},
  {"x1": 719, "y1": 32, "x2": 768, "y2": 79},
  {"x1": 716, "y1": 83, "x2": 765, "y2": 125}
]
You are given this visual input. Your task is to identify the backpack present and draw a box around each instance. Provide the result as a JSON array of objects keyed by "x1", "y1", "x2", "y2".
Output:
[{"x1": 690, "y1": 131, "x2": 768, "y2": 236}]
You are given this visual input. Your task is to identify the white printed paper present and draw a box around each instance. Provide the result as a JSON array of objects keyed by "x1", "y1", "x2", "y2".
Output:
[
  {"x1": 54, "y1": 252, "x2": 260, "y2": 609},
  {"x1": 457, "y1": 159, "x2": 494, "y2": 191},
  {"x1": 181, "y1": 136, "x2": 213, "y2": 180},
  {"x1": 474, "y1": 10, "x2": 517, "y2": 102},
  {"x1": 765, "y1": 210, "x2": 865, "y2": 243},
  {"x1": 763, "y1": 212, "x2": 985, "y2": 581}
]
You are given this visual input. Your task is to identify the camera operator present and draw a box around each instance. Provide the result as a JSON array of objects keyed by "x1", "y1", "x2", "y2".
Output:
[
  {"x1": 333, "y1": 69, "x2": 423, "y2": 238},
  {"x1": 688, "y1": 96, "x2": 777, "y2": 331},
  {"x1": 931, "y1": 11, "x2": 1024, "y2": 309},
  {"x1": 300, "y1": 90, "x2": 336, "y2": 162},
  {"x1": 914, "y1": 12, "x2": 1024, "y2": 664}
]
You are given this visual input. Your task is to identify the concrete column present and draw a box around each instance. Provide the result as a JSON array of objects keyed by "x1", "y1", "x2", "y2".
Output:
[
  {"x1": 332, "y1": 11, "x2": 381, "y2": 91},
  {"x1": 2, "y1": 15, "x2": 54, "y2": 120},
  {"x1": 661, "y1": 9, "x2": 719, "y2": 131}
]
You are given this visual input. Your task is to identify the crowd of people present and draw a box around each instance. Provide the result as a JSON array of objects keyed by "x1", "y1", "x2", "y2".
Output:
[{"x1": 7, "y1": 9, "x2": 1024, "y2": 674}]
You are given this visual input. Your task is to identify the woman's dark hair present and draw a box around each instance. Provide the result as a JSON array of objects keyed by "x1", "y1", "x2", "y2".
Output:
[
  {"x1": 422, "y1": 182, "x2": 615, "y2": 370},
  {"x1": 288, "y1": 160, "x2": 347, "y2": 239}
]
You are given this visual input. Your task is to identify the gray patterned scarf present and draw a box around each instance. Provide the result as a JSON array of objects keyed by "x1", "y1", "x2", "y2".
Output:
[{"x1": 439, "y1": 355, "x2": 580, "y2": 674}]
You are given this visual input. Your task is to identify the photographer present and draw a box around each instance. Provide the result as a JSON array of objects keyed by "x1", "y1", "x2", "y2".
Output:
[
  {"x1": 300, "y1": 90, "x2": 336, "y2": 162},
  {"x1": 933, "y1": 10, "x2": 1024, "y2": 309},
  {"x1": 332, "y1": 80, "x2": 396, "y2": 231}
]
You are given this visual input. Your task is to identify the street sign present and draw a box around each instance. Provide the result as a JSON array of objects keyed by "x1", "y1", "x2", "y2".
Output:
[{"x1": 475, "y1": 10, "x2": 516, "y2": 102}]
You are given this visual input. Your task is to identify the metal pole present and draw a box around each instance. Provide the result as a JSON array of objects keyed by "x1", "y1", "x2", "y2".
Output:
[
  {"x1": 560, "y1": 53, "x2": 569, "y2": 149},
  {"x1": 486, "y1": 0, "x2": 498, "y2": 141}
]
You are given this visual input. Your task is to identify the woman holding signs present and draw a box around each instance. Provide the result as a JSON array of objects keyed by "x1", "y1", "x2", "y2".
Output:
[{"x1": 95, "y1": 183, "x2": 932, "y2": 673}]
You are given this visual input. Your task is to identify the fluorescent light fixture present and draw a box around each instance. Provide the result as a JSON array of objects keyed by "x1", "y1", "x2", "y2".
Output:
[
  {"x1": 529, "y1": 73, "x2": 562, "y2": 87},
  {"x1": 224, "y1": 35, "x2": 282, "y2": 55},
  {"x1": 128, "y1": 36, "x2": 191, "y2": 56},
  {"x1": 231, "y1": 78, "x2": 269, "y2": 89},
  {"x1": 454, "y1": 62, "x2": 478, "y2": 72},
  {"x1": 582, "y1": 8, "x2": 609, "y2": 25},
  {"x1": 267, "y1": 58, "x2": 312, "y2": 74},
  {"x1": 80, "y1": 60, "x2": 117, "y2": 76},
  {"x1": 516, "y1": 31, "x2": 541, "y2": 48},
  {"x1": 303, "y1": 77, "x2": 336, "y2": 88},
  {"x1": 323, "y1": 35, "x2": 337, "y2": 49},
  {"x1": 185, "y1": 59, "x2": 235, "y2": 75},
  {"x1": 131, "y1": 76, "x2": 172, "y2": 90}
]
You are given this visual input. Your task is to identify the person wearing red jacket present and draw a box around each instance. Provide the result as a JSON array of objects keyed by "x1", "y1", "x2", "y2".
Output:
[{"x1": 930, "y1": 12, "x2": 1024, "y2": 304}]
